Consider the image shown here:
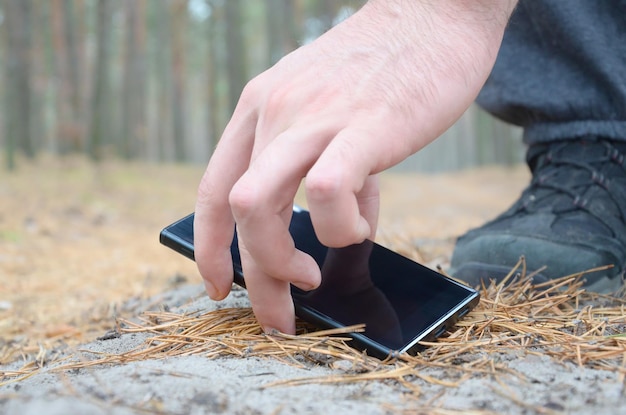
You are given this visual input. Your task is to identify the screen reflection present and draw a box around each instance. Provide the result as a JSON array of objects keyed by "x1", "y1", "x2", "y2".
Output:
[{"x1": 296, "y1": 241, "x2": 403, "y2": 348}]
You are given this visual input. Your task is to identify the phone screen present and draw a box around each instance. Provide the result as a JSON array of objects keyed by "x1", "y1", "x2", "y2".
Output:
[{"x1": 160, "y1": 207, "x2": 479, "y2": 358}]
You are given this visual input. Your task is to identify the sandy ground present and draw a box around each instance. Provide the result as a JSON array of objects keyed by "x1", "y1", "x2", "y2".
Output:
[
  {"x1": 1, "y1": 157, "x2": 625, "y2": 414},
  {"x1": 3, "y1": 285, "x2": 625, "y2": 415}
]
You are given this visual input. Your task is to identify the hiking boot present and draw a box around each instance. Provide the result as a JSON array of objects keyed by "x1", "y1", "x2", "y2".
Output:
[{"x1": 450, "y1": 137, "x2": 626, "y2": 293}]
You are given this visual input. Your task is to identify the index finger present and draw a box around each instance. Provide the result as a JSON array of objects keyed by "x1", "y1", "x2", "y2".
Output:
[
  {"x1": 194, "y1": 106, "x2": 257, "y2": 300},
  {"x1": 228, "y1": 126, "x2": 330, "y2": 288}
]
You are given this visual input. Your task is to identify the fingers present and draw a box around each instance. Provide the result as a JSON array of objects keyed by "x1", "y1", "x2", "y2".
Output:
[
  {"x1": 229, "y1": 127, "x2": 330, "y2": 290},
  {"x1": 197, "y1": 112, "x2": 383, "y2": 335},
  {"x1": 237, "y1": 227, "x2": 298, "y2": 334},
  {"x1": 229, "y1": 196, "x2": 321, "y2": 292},
  {"x1": 194, "y1": 101, "x2": 258, "y2": 300},
  {"x1": 306, "y1": 127, "x2": 382, "y2": 247},
  {"x1": 224, "y1": 126, "x2": 331, "y2": 333},
  {"x1": 356, "y1": 174, "x2": 380, "y2": 239}
]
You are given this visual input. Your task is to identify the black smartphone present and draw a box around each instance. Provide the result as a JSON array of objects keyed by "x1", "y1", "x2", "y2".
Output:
[{"x1": 160, "y1": 206, "x2": 479, "y2": 359}]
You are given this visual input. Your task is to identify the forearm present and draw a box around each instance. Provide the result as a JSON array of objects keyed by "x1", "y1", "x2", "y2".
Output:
[
  {"x1": 360, "y1": 0, "x2": 518, "y2": 66},
  {"x1": 327, "y1": 0, "x2": 518, "y2": 157},
  {"x1": 365, "y1": 0, "x2": 518, "y2": 26}
]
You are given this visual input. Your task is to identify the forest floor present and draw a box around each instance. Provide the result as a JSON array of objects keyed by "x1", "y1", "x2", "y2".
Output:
[{"x1": 1, "y1": 156, "x2": 625, "y2": 414}]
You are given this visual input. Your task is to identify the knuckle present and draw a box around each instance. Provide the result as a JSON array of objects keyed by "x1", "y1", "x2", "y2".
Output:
[
  {"x1": 240, "y1": 77, "x2": 261, "y2": 101},
  {"x1": 305, "y1": 171, "x2": 343, "y2": 203},
  {"x1": 259, "y1": 90, "x2": 294, "y2": 127},
  {"x1": 264, "y1": 87, "x2": 290, "y2": 115},
  {"x1": 228, "y1": 180, "x2": 260, "y2": 218},
  {"x1": 236, "y1": 76, "x2": 265, "y2": 110}
]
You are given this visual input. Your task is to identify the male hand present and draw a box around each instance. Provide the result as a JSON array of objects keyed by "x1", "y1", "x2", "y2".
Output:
[{"x1": 195, "y1": 0, "x2": 517, "y2": 334}]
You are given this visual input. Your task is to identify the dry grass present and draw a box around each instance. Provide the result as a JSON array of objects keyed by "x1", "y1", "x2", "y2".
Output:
[{"x1": 3, "y1": 257, "x2": 625, "y2": 395}]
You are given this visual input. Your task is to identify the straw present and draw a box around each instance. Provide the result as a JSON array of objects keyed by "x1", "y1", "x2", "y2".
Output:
[{"x1": 2, "y1": 258, "x2": 625, "y2": 394}]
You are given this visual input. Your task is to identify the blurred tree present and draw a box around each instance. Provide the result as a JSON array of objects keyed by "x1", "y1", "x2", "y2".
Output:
[
  {"x1": 50, "y1": 0, "x2": 84, "y2": 153},
  {"x1": 205, "y1": 0, "x2": 221, "y2": 151},
  {"x1": 318, "y1": 0, "x2": 340, "y2": 32},
  {"x1": 266, "y1": 0, "x2": 300, "y2": 67},
  {"x1": 88, "y1": 0, "x2": 112, "y2": 161},
  {"x1": 225, "y1": 0, "x2": 247, "y2": 114},
  {"x1": 29, "y1": 1, "x2": 48, "y2": 154},
  {"x1": 3, "y1": 0, "x2": 34, "y2": 169},
  {"x1": 171, "y1": 0, "x2": 188, "y2": 162},
  {"x1": 121, "y1": 0, "x2": 147, "y2": 159},
  {"x1": 0, "y1": 0, "x2": 523, "y2": 172},
  {"x1": 150, "y1": 0, "x2": 173, "y2": 161}
]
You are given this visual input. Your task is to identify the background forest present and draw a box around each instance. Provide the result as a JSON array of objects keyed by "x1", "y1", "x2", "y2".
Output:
[{"x1": 0, "y1": 0, "x2": 524, "y2": 172}]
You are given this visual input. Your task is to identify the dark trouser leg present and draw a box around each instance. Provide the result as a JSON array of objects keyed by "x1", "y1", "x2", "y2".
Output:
[{"x1": 450, "y1": 1, "x2": 626, "y2": 292}]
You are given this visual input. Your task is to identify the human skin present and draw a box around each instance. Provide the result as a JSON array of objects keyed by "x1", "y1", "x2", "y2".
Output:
[{"x1": 195, "y1": 0, "x2": 518, "y2": 334}]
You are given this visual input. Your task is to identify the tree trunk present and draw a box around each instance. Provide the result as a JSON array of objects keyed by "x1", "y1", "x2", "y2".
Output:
[
  {"x1": 266, "y1": 0, "x2": 283, "y2": 66},
  {"x1": 63, "y1": 0, "x2": 84, "y2": 149},
  {"x1": 224, "y1": 0, "x2": 247, "y2": 115},
  {"x1": 88, "y1": 0, "x2": 112, "y2": 161},
  {"x1": 206, "y1": 2, "x2": 221, "y2": 152},
  {"x1": 283, "y1": 0, "x2": 300, "y2": 51},
  {"x1": 1, "y1": 0, "x2": 16, "y2": 169},
  {"x1": 135, "y1": 0, "x2": 147, "y2": 158},
  {"x1": 318, "y1": 0, "x2": 339, "y2": 32},
  {"x1": 152, "y1": 0, "x2": 172, "y2": 162},
  {"x1": 50, "y1": 0, "x2": 83, "y2": 153},
  {"x1": 170, "y1": 0, "x2": 188, "y2": 162},
  {"x1": 28, "y1": 0, "x2": 46, "y2": 155},
  {"x1": 3, "y1": 0, "x2": 34, "y2": 166},
  {"x1": 121, "y1": 0, "x2": 147, "y2": 159}
]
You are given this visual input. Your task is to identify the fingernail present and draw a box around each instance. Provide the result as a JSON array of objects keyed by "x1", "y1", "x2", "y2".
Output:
[
  {"x1": 294, "y1": 281, "x2": 316, "y2": 291},
  {"x1": 264, "y1": 327, "x2": 281, "y2": 336},
  {"x1": 358, "y1": 217, "x2": 372, "y2": 241},
  {"x1": 264, "y1": 323, "x2": 295, "y2": 335},
  {"x1": 204, "y1": 280, "x2": 219, "y2": 299}
]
